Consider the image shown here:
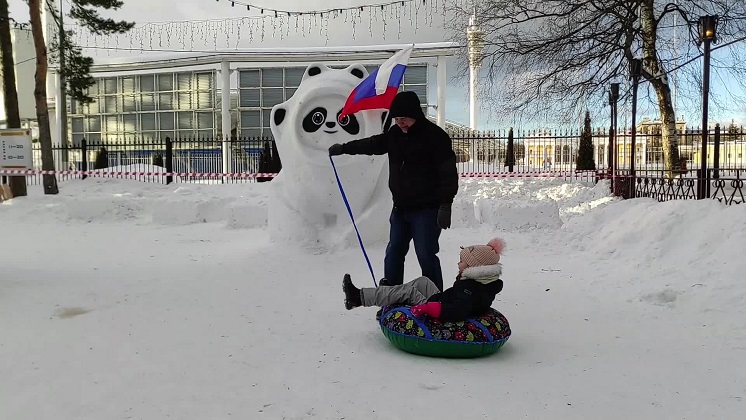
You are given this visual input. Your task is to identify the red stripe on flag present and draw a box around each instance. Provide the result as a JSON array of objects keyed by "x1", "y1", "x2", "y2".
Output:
[{"x1": 340, "y1": 86, "x2": 399, "y2": 118}]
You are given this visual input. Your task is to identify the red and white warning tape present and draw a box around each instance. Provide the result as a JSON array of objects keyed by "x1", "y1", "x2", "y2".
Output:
[
  {"x1": 0, "y1": 169, "x2": 278, "y2": 178},
  {"x1": 0, "y1": 169, "x2": 599, "y2": 179},
  {"x1": 460, "y1": 171, "x2": 596, "y2": 178}
]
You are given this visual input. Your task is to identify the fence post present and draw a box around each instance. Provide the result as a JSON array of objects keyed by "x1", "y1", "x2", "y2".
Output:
[
  {"x1": 165, "y1": 137, "x2": 173, "y2": 185},
  {"x1": 506, "y1": 127, "x2": 515, "y2": 172},
  {"x1": 713, "y1": 123, "x2": 720, "y2": 182},
  {"x1": 81, "y1": 139, "x2": 88, "y2": 180},
  {"x1": 697, "y1": 127, "x2": 708, "y2": 200},
  {"x1": 608, "y1": 127, "x2": 614, "y2": 193}
]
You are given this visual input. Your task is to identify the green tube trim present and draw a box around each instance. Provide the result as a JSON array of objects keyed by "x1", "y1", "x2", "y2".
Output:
[{"x1": 380, "y1": 326, "x2": 509, "y2": 358}]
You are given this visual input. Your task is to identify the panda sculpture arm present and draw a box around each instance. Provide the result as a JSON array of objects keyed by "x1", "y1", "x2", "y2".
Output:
[{"x1": 339, "y1": 133, "x2": 390, "y2": 156}]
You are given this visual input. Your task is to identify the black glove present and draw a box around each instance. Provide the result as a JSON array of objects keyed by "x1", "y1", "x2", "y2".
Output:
[
  {"x1": 328, "y1": 143, "x2": 345, "y2": 156},
  {"x1": 437, "y1": 203, "x2": 452, "y2": 229}
]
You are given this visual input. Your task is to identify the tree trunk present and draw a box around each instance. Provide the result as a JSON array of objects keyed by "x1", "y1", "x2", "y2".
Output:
[
  {"x1": 28, "y1": 0, "x2": 58, "y2": 194},
  {"x1": 640, "y1": 1, "x2": 680, "y2": 177},
  {"x1": 0, "y1": 0, "x2": 28, "y2": 196},
  {"x1": 653, "y1": 83, "x2": 681, "y2": 176}
]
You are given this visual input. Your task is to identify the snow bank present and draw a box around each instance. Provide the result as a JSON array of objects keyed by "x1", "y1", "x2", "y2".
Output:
[
  {"x1": 560, "y1": 196, "x2": 746, "y2": 263},
  {"x1": 555, "y1": 195, "x2": 746, "y2": 322},
  {"x1": 6, "y1": 179, "x2": 270, "y2": 229},
  {"x1": 453, "y1": 178, "x2": 615, "y2": 231},
  {"x1": 6, "y1": 176, "x2": 616, "y2": 235}
]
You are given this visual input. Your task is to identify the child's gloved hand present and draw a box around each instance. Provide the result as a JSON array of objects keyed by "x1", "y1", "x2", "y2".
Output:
[{"x1": 410, "y1": 302, "x2": 442, "y2": 318}]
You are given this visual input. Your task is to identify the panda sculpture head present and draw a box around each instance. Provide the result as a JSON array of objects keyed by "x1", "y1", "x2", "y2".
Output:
[{"x1": 270, "y1": 63, "x2": 384, "y2": 163}]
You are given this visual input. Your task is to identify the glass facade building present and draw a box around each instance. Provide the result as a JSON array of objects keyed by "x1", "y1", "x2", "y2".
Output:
[
  {"x1": 70, "y1": 71, "x2": 216, "y2": 142},
  {"x1": 69, "y1": 64, "x2": 429, "y2": 142}
]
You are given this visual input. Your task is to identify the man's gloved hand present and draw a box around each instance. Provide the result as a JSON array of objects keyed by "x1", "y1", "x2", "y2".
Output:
[
  {"x1": 410, "y1": 302, "x2": 442, "y2": 318},
  {"x1": 437, "y1": 203, "x2": 452, "y2": 229},
  {"x1": 328, "y1": 143, "x2": 345, "y2": 156}
]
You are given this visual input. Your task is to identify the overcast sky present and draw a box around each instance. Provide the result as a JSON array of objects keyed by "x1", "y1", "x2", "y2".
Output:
[
  {"x1": 10, "y1": 0, "x2": 745, "y2": 128},
  {"x1": 11, "y1": 0, "x2": 491, "y2": 127}
]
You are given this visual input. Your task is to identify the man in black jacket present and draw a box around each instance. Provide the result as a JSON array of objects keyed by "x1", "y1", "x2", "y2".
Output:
[{"x1": 329, "y1": 91, "x2": 458, "y2": 291}]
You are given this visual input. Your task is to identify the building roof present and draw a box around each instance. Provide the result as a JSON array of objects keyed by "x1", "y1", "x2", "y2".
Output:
[{"x1": 66, "y1": 42, "x2": 461, "y2": 74}]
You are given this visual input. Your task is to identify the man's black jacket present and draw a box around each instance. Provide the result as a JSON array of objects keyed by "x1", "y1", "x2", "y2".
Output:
[{"x1": 339, "y1": 112, "x2": 459, "y2": 210}]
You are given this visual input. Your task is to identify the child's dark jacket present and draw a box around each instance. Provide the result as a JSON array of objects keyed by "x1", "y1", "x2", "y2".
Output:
[{"x1": 427, "y1": 264, "x2": 503, "y2": 322}]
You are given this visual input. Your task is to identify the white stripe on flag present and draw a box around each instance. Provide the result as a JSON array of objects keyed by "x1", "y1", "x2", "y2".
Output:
[{"x1": 374, "y1": 44, "x2": 414, "y2": 95}]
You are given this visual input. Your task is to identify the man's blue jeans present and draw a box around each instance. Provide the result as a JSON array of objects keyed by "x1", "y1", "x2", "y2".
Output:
[{"x1": 383, "y1": 207, "x2": 444, "y2": 291}]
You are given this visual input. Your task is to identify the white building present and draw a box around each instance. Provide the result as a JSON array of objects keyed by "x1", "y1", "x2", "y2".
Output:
[{"x1": 14, "y1": 43, "x2": 456, "y2": 145}]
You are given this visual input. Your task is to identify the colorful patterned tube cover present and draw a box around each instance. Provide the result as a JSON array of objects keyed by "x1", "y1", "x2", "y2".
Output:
[{"x1": 378, "y1": 306, "x2": 511, "y2": 358}]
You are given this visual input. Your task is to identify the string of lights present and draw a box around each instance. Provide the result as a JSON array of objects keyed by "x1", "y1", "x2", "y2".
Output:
[
  {"x1": 58, "y1": 0, "x2": 448, "y2": 48},
  {"x1": 13, "y1": 32, "x2": 745, "y2": 68},
  {"x1": 217, "y1": 0, "x2": 425, "y2": 17},
  {"x1": 1, "y1": 16, "x2": 31, "y2": 30}
]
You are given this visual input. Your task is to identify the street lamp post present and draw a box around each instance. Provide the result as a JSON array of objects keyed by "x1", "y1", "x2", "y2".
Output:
[
  {"x1": 608, "y1": 83, "x2": 620, "y2": 193},
  {"x1": 629, "y1": 59, "x2": 643, "y2": 199},
  {"x1": 698, "y1": 15, "x2": 718, "y2": 200}
]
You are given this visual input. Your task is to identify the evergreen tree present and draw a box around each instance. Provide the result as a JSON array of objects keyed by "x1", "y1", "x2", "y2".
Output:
[
  {"x1": 269, "y1": 139, "x2": 282, "y2": 174},
  {"x1": 94, "y1": 147, "x2": 108, "y2": 169},
  {"x1": 28, "y1": 0, "x2": 133, "y2": 194},
  {"x1": 49, "y1": 1, "x2": 135, "y2": 104},
  {"x1": 257, "y1": 140, "x2": 271, "y2": 183},
  {"x1": 576, "y1": 111, "x2": 596, "y2": 171},
  {"x1": 152, "y1": 153, "x2": 164, "y2": 167},
  {"x1": 504, "y1": 127, "x2": 515, "y2": 170}
]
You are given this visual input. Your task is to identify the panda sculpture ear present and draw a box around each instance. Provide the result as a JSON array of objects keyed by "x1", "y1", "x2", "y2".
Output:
[
  {"x1": 273, "y1": 107, "x2": 286, "y2": 126},
  {"x1": 302, "y1": 63, "x2": 329, "y2": 82},
  {"x1": 270, "y1": 105, "x2": 287, "y2": 141},
  {"x1": 346, "y1": 64, "x2": 368, "y2": 80}
]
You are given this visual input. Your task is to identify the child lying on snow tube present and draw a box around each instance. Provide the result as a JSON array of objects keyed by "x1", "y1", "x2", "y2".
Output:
[{"x1": 343, "y1": 238, "x2": 505, "y2": 322}]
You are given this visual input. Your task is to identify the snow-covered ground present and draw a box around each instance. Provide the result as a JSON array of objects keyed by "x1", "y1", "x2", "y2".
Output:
[{"x1": 2, "y1": 176, "x2": 745, "y2": 419}]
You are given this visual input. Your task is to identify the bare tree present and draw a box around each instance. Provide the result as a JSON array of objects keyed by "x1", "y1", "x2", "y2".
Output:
[{"x1": 447, "y1": 0, "x2": 746, "y2": 174}]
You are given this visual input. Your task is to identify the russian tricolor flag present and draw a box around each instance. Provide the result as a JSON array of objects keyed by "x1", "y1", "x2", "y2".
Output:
[{"x1": 340, "y1": 45, "x2": 414, "y2": 119}]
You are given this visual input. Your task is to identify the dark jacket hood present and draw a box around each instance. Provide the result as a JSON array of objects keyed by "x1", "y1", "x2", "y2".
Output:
[{"x1": 388, "y1": 91, "x2": 426, "y2": 120}]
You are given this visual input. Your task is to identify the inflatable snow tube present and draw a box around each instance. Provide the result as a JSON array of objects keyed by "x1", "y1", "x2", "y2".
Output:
[{"x1": 378, "y1": 306, "x2": 511, "y2": 358}]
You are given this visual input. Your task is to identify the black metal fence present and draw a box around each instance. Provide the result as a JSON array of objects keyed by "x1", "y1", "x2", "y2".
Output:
[
  {"x1": 613, "y1": 124, "x2": 746, "y2": 205},
  {"x1": 16, "y1": 125, "x2": 746, "y2": 205},
  {"x1": 25, "y1": 136, "x2": 279, "y2": 185}
]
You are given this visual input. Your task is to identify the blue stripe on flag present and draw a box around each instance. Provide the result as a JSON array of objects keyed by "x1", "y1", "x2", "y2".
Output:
[
  {"x1": 352, "y1": 69, "x2": 379, "y2": 102},
  {"x1": 386, "y1": 64, "x2": 407, "y2": 88}
]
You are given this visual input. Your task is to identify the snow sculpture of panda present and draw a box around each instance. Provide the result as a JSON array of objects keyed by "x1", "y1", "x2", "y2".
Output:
[{"x1": 268, "y1": 63, "x2": 391, "y2": 250}]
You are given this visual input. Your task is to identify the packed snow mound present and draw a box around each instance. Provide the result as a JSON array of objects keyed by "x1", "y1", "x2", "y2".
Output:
[
  {"x1": 2, "y1": 177, "x2": 615, "y2": 234},
  {"x1": 556, "y1": 195, "x2": 746, "y2": 311},
  {"x1": 559, "y1": 196, "x2": 746, "y2": 260},
  {"x1": 84, "y1": 163, "x2": 168, "y2": 174},
  {"x1": 3, "y1": 179, "x2": 270, "y2": 228},
  {"x1": 452, "y1": 178, "x2": 615, "y2": 231}
]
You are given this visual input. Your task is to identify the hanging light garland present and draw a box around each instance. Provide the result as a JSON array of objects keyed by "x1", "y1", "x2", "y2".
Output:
[
  {"x1": 58, "y1": 0, "x2": 467, "y2": 53},
  {"x1": 3, "y1": 17, "x2": 31, "y2": 30},
  {"x1": 222, "y1": 0, "x2": 421, "y2": 16}
]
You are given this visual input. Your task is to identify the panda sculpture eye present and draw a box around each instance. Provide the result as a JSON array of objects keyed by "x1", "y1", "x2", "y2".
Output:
[
  {"x1": 336, "y1": 109, "x2": 360, "y2": 135},
  {"x1": 302, "y1": 107, "x2": 328, "y2": 133}
]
